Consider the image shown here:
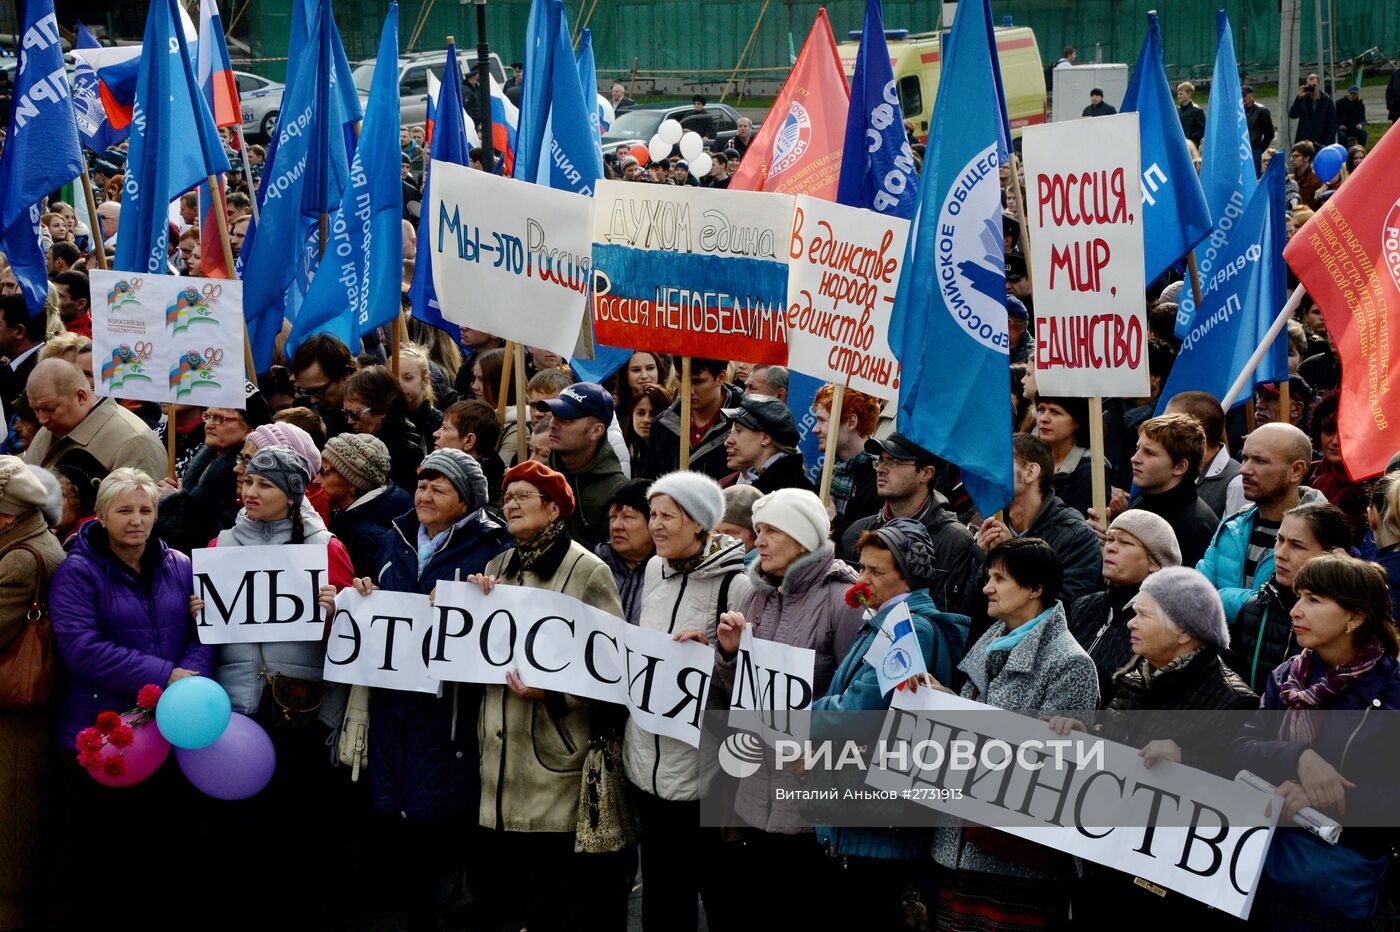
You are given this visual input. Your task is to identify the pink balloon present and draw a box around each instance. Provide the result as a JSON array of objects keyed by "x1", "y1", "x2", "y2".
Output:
[{"x1": 86, "y1": 713, "x2": 171, "y2": 788}]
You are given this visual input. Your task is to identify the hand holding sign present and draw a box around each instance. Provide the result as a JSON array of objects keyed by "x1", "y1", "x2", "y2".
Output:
[{"x1": 717, "y1": 611, "x2": 747, "y2": 655}]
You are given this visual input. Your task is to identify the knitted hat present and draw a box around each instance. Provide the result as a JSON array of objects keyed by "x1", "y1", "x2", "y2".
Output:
[
  {"x1": 721, "y1": 485, "x2": 763, "y2": 532},
  {"x1": 419, "y1": 448, "x2": 488, "y2": 511},
  {"x1": 870, "y1": 517, "x2": 938, "y2": 589},
  {"x1": 323, "y1": 433, "x2": 391, "y2": 493},
  {"x1": 1140, "y1": 567, "x2": 1230, "y2": 650},
  {"x1": 608, "y1": 478, "x2": 652, "y2": 521},
  {"x1": 1108, "y1": 510, "x2": 1182, "y2": 569},
  {"x1": 245, "y1": 445, "x2": 311, "y2": 502},
  {"x1": 502, "y1": 460, "x2": 575, "y2": 520},
  {"x1": 0, "y1": 456, "x2": 52, "y2": 515},
  {"x1": 648, "y1": 471, "x2": 725, "y2": 533},
  {"x1": 750, "y1": 488, "x2": 830, "y2": 553},
  {"x1": 248, "y1": 422, "x2": 321, "y2": 476}
]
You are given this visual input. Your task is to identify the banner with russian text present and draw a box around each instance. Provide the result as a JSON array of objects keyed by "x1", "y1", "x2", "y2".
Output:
[
  {"x1": 92, "y1": 270, "x2": 247, "y2": 409},
  {"x1": 193, "y1": 545, "x2": 328, "y2": 644},
  {"x1": 428, "y1": 161, "x2": 593, "y2": 359},
  {"x1": 590, "y1": 179, "x2": 794, "y2": 364},
  {"x1": 1023, "y1": 113, "x2": 1149, "y2": 398},
  {"x1": 784, "y1": 196, "x2": 907, "y2": 400}
]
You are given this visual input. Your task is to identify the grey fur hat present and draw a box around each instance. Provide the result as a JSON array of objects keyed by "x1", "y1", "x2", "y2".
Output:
[{"x1": 1140, "y1": 567, "x2": 1229, "y2": 650}]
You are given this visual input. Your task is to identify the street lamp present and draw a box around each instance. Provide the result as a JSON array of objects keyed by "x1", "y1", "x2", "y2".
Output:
[{"x1": 475, "y1": 0, "x2": 495, "y2": 173}]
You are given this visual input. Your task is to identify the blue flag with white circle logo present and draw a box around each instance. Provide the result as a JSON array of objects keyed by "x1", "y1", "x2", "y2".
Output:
[{"x1": 886, "y1": 0, "x2": 1012, "y2": 519}]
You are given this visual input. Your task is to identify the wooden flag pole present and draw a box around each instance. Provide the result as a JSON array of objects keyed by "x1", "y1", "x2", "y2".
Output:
[
  {"x1": 1007, "y1": 153, "x2": 1034, "y2": 289},
  {"x1": 234, "y1": 125, "x2": 261, "y2": 223},
  {"x1": 497, "y1": 342, "x2": 516, "y2": 426},
  {"x1": 679, "y1": 357, "x2": 693, "y2": 470},
  {"x1": 390, "y1": 311, "x2": 404, "y2": 378},
  {"x1": 818, "y1": 383, "x2": 846, "y2": 507},
  {"x1": 513, "y1": 342, "x2": 529, "y2": 463},
  {"x1": 205, "y1": 173, "x2": 257, "y2": 380},
  {"x1": 1186, "y1": 252, "x2": 1205, "y2": 313},
  {"x1": 1279, "y1": 381, "x2": 1290, "y2": 422},
  {"x1": 165, "y1": 405, "x2": 178, "y2": 480},
  {"x1": 1088, "y1": 396, "x2": 1108, "y2": 530},
  {"x1": 318, "y1": 214, "x2": 330, "y2": 261},
  {"x1": 78, "y1": 165, "x2": 107, "y2": 270}
]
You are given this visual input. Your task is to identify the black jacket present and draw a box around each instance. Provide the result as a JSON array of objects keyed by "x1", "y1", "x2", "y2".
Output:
[
  {"x1": 1288, "y1": 92, "x2": 1339, "y2": 147},
  {"x1": 832, "y1": 454, "x2": 880, "y2": 547},
  {"x1": 1336, "y1": 95, "x2": 1367, "y2": 132},
  {"x1": 372, "y1": 413, "x2": 427, "y2": 493},
  {"x1": 153, "y1": 444, "x2": 242, "y2": 554},
  {"x1": 640, "y1": 383, "x2": 743, "y2": 481},
  {"x1": 1068, "y1": 585, "x2": 1139, "y2": 707},
  {"x1": 721, "y1": 451, "x2": 815, "y2": 495},
  {"x1": 1389, "y1": 69, "x2": 1400, "y2": 122},
  {"x1": 1126, "y1": 481, "x2": 1219, "y2": 567},
  {"x1": 1082, "y1": 101, "x2": 1117, "y2": 118},
  {"x1": 1104, "y1": 647, "x2": 1258, "y2": 759},
  {"x1": 841, "y1": 491, "x2": 976, "y2": 615},
  {"x1": 1244, "y1": 100, "x2": 1275, "y2": 151},
  {"x1": 1050, "y1": 445, "x2": 1113, "y2": 519},
  {"x1": 1177, "y1": 101, "x2": 1205, "y2": 146},
  {"x1": 1227, "y1": 576, "x2": 1299, "y2": 693},
  {"x1": 330, "y1": 483, "x2": 415, "y2": 578}
]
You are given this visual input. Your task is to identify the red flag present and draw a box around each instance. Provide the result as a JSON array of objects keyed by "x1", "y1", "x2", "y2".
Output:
[
  {"x1": 728, "y1": 8, "x2": 849, "y2": 200},
  {"x1": 200, "y1": 177, "x2": 230, "y2": 279},
  {"x1": 1284, "y1": 130, "x2": 1400, "y2": 480}
]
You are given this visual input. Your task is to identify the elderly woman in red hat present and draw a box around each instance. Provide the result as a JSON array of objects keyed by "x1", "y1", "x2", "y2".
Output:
[{"x1": 467, "y1": 460, "x2": 628, "y2": 932}]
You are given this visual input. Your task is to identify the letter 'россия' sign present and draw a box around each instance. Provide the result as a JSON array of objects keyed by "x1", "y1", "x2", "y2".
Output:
[{"x1": 1023, "y1": 113, "x2": 1150, "y2": 398}]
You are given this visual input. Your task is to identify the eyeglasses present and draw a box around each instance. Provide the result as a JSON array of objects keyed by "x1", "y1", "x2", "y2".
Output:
[
  {"x1": 298, "y1": 381, "x2": 331, "y2": 401},
  {"x1": 202, "y1": 411, "x2": 239, "y2": 425},
  {"x1": 501, "y1": 490, "x2": 546, "y2": 506},
  {"x1": 342, "y1": 405, "x2": 373, "y2": 423},
  {"x1": 875, "y1": 455, "x2": 917, "y2": 470},
  {"x1": 235, "y1": 452, "x2": 254, "y2": 467}
]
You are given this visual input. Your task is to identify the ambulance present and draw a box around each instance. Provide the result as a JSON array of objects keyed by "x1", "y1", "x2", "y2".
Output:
[{"x1": 836, "y1": 26, "x2": 1048, "y2": 140}]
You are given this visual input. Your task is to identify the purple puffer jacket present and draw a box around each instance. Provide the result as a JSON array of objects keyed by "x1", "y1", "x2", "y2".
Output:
[{"x1": 51, "y1": 521, "x2": 212, "y2": 749}]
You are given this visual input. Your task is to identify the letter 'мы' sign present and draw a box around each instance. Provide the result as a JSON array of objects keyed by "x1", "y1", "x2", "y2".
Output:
[{"x1": 193, "y1": 545, "x2": 328, "y2": 645}]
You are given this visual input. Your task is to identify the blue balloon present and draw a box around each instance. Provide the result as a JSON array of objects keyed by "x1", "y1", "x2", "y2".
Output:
[
  {"x1": 1313, "y1": 144, "x2": 1347, "y2": 183},
  {"x1": 155, "y1": 676, "x2": 232, "y2": 749}
]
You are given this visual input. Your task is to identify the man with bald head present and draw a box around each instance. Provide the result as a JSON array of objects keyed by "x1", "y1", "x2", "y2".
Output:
[
  {"x1": 23, "y1": 358, "x2": 167, "y2": 480},
  {"x1": 1196, "y1": 422, "x2": 1316, "y2": 622}
]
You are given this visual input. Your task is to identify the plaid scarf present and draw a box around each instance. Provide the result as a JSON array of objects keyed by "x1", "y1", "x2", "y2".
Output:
[
  {"x1": 1278, "y1": 638, "x2": 1385, "y2": 743},
  {"x1": 830, "y1": 451, "x2": 874, "y2": 514}
]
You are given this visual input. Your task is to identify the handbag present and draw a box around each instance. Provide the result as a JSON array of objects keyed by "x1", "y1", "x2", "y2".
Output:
[
  {"x1": 574, "y1": 730, "x2": 639, "y2": 854},
  {"x1": 0, "y1": 544, "x2": 53, "y2": 710},
  {"x1": 337, "y1": 684, "x2": 371, "y2": 779},
  {"x1": 1261, "y1": 828, "x2": 1391, "y2": 924}
]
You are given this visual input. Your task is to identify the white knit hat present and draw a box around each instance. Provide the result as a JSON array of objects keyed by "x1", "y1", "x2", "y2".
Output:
[
  {"x1": 648, "y1": 471, "x2": 725, "y2": 533},
  {"x1": 750, "y1": 488, "x2": 830, "y2": 553}
]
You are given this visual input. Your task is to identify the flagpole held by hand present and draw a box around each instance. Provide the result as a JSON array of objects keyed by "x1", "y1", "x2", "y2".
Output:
[
  {"x1": 514, "y1": 342, "x2": 529, "y2": 463},
  {"x1": 818, "y1": 382, "x2": 846, "y2": 507},
  {"x1": 1220, "y1": 284, "x2": 1307, "y2": 411},
  {"x1": 1089, "y1": 397, "x2": 1108, "y2": 530},
  {"x1": 498, "y1": 342, "x2": 516, "y2": 426},
  {"x1": 166, "y1": 404, "x2": 178, "y2": 480},
  {"x1": 679, "y1": 357, "x2": 693, "y2": 470}
]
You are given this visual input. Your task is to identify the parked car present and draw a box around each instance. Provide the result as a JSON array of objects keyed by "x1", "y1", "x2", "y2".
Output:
[
  {"x1": 237, "y1": 71, "x2": 284, "y2": 141},
  {"x1": 353, "y1": 50, "x2": 505, "y2": 129},
  {"x1": 600, "y1": 101, "x2": 753, "y2": 151}
]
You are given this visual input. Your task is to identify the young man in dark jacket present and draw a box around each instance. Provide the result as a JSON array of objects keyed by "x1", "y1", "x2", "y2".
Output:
[
  {"x1": 1125, "y1": 413, "x2": 1220, "y2": 566},
  {"x1": 641, "y1": 357, "x2": 740, "y2": 481},
  {"x1": 1288, "y1": 74, "x2": 1339, "y2": 149},
  {"x1": 841, "y1": 431, "x2": 975, "y2": 616}
]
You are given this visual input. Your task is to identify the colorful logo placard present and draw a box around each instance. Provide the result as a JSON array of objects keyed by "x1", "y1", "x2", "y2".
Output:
[{"x1": 92, "y1": 270, "x2": 246, "y2": 408}]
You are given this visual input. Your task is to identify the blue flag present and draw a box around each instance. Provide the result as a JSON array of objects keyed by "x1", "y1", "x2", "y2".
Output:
[
  {"x1": 288, "y1": 4, "x2": 402, "y2": 355},
  {"x1": 1176, "y1": 10, "x2": 1257, "y2": 338},
  {"x1": 239, "y1": 0, "x2": 356, "y2": 371},
  {"x1": 514, "y1": 0, "x2": 603, "y2": 195},
  {"x1": 115, "y1": 0, "x2": 232, "y2": 275},
  {"x1": 887, "y1": 0, "x2": 1012, "y2": 519},
  {"x1": 72, "y1": 23, "x2": 129, "y2": 152},
  {"x1": 1155, "y1": 156, "x2": 1288, "y2": 412},
  {"x1": 0, "y1": 0, "x2": 84, "y2": 315},
  {"x1": 408, "y1": 42, "x2": 472, "y2": 334},
  {"x1": 1121, "y1": 11, "x2": 1212, "y2": 285},
  {"x1": 576, "y1": 29, "x2": 604, "y2": 142},
  {"x1": 835, "y1": 0, "x2": 918, "y2": 218}
]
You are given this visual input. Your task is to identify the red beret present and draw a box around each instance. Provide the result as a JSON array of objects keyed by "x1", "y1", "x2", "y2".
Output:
[{"x1": 501, "y1": 460, "x2": 575, "y2": 521}]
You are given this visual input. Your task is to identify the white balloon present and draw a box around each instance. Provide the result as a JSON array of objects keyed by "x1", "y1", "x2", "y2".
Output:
[
  {"x1": 658, "y1": 119, "x2": 684, "y2": 145},
  {"x1": 679, "y1": 131, "x2": 704, "y2": 162},
  {"x1": 648, "y1": 135, "x2": 672, "y2": 164},
  {"x1": 690, "y1": 153, "x2": 713, "y2": 177}
]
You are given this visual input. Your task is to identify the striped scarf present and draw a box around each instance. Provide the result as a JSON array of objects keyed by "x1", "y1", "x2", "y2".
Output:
[{"x1": 1278, "y1": 638, "x2": 1385, "y2": 743}]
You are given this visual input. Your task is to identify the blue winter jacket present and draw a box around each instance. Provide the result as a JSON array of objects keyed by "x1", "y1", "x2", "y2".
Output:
[
  {"x1": 367, "y1": 508, "x2": 510, "y2": 820},
  {"x1": 813, "y1": 589, "x2": 970, "y2": 860},
  {"x1": 329, "y1": 483, "x2": 415, "y2": 578},
  {"x1": 1196, "y1": 504, "x2": 1270, "y2": 624}
]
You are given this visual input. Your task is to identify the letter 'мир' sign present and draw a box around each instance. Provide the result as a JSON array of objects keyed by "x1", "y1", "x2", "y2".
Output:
[{"x1": 1023, "y1": 113, "x2": 1150, "y2": 398}]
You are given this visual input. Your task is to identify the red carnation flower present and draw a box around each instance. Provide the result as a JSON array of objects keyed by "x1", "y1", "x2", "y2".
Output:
[
  {"x1": 75, "y1": 728, "x2": 104, "y2": 752},
  {"x1": 102, "y1": 756, "x2": 127, "y2": 779},
  {"x1": 844, "y1": 582, "x2": 874, "y2": 609},
  {"x1": 137, "y1": 684, "x2": 164, "y2": 710},
  {"x1": 76, "y1": 750, "x2": 102, "y2": 770},
  {"x1": 95, "y1": 711, "x2": 122, "y2": 734},
  {"x1": 108, "y1": 724, "x2": 135, "y2": 749}
]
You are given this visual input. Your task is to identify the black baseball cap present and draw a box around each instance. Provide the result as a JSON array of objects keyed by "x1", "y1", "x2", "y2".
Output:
[
  {"x1": 722, "y1": 394, "x2": 799, "y2": 447},
  {"x1": 866, "y1": 432, "x2": 939, "y2": 467}
]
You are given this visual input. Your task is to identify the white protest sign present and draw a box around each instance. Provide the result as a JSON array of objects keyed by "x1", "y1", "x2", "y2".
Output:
[
  {"x1": 322, "y1": 589, "x2": 441, "y2": 694},
  {"x1": 1023, "y1": 112, "x2": 1149, "y2": 398},
  {"x1": 785, "y1": 196, "x2": 907, "y2": 400},
  {"x1": 427, "y1": 161, "x2": 593, "y2": 358},
  {"x1": 192, "y1": 545, "x2": 328, "y2": 645},
  {"x1": 91, "y1": 270, "x2": 247, "y2": 408},
  {"x1": 431, "y1": 581, "x2": 715, "y2": 747},
  {"x1": 729, "y1": 626, "x2": 816, "y2": 744},
  {"x1": 590, "y1": 179, "x2": 795, "y2": 366},
  {"x1": 870, "y1": 688, "x2": 1278, "y2": 919}
]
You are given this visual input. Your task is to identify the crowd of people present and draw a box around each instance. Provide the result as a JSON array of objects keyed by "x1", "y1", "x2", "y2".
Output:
[{"x1": 1, "y1": 54, "x2": 1400, "y2": 932}]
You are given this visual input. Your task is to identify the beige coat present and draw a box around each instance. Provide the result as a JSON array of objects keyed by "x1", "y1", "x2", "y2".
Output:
[
  {"x1": 0, "y1": 511, "x2": 66, "y2": 929},
  {"x1": 478, "y1": 538, "x2": 623, "y2": 833},
  {"x1": 25, "y1": 397, "x2": 167, "y2": 481}
]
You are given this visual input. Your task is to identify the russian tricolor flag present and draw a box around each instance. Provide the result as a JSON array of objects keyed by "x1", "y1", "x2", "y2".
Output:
[
  {"x1": 197, "y1": 0, "x2": 239, "y2": 278},
  {"x1": 426, "y1": 67, "x2": 481, "y2": 148},
  {"x1": 490, "y1": 75, "x2": 519, "y2": 176},
  {"x1": 70, "y1": 3, "x2": 198, "y2": 133}
]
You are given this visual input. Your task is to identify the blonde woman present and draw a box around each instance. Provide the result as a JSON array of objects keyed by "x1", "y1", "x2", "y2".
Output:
[{"x1": 398, "y1": 344, "x2": 443, "y2": 450}]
